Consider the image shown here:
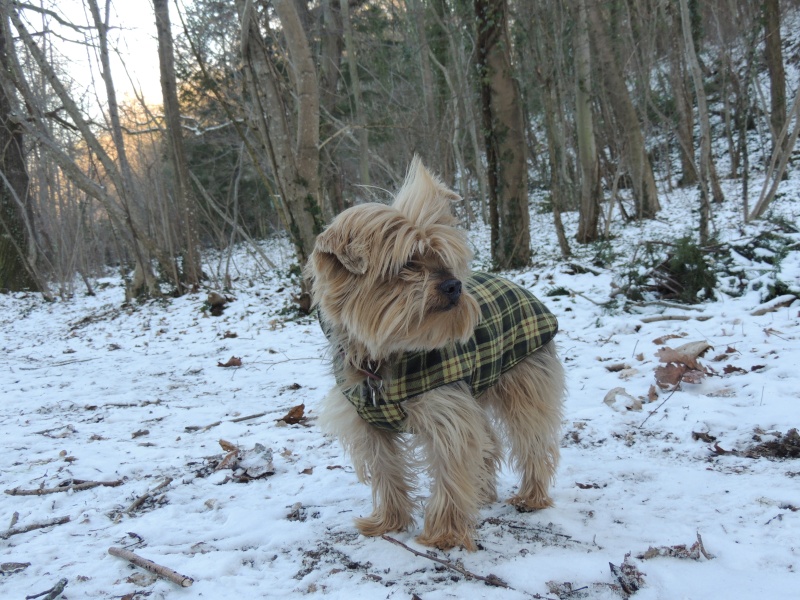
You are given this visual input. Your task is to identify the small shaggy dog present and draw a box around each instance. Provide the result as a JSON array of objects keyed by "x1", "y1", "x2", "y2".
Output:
[{"x1": 307, "y1": 158, "x2": 565, "y2": 551}]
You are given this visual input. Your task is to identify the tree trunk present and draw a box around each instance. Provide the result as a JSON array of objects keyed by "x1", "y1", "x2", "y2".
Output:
[
  {"x1": 238, "y1": 0, "x2": 323, "y2": 266},
  {"x1": 763, "y1": 0, "x2": 786, "y2": 154},
  {"x1": 586, "y1": 1, "x2": 661, "y2": 219},
  {"x1": 87, "y1": 0, "x2": 161, "y2": 298},
  {"x1": 339, "y1": 0, "x2": 369, "y2": 186},
  {"x1": 475, "y1": 0, "x2": 530, "y2": 269},
  {"x1": 154, "y1": 0, "x2": 202, "y2": 289},
  {"x1": 0, "y1": 11, "x2": 37, "y2": 291},
  {"x1": 574, "y1": 0, "x2": 600, "y2": 244}
]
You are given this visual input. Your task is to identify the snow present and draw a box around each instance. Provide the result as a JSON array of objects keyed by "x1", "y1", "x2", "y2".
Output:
[{"x1": 2, "y1": 171, "x2": 798, "y2": 599}]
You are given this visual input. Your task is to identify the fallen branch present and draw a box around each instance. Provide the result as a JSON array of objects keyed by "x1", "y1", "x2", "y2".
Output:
[
  {"x1": 25, "y1": 577, "x2": 67, "y2": 600},
  {"x1": 381, "y1": 535, "x2": 510, "y2": 589},
  {"x1": 125, "y1": 478, "x2": 173, "y2": 514},
  {"x1": 1, "y1": 516, "x2": 70, "y2": 540},
  {"x1": 641, "y1": 314, "x2": 712, "y2": 323},
  {"x1": 231, "y1": 412, "x2": 267, "y2": 423},
  {"x1": 108, "y1": 546, "x2": 193, "y2": 587},
  {"x1": 5, "y1": 479, "x2": 123, "y2": 496}
]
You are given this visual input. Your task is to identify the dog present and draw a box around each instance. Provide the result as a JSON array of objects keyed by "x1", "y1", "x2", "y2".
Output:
[{"x1": 307, "y1": 158, "x2": 565, "y2": 551}]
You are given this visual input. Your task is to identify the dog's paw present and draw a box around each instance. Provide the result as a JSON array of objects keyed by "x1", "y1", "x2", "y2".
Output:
[
  {"x1": 416, "y1": 529, "x2": 477, "y2": 552},
  {"x1": 355, "y1": 512, "x2": 413, "y2": 537},
  {"x1": 507, "y1": 495, "x2": 554, "y2": 512}
]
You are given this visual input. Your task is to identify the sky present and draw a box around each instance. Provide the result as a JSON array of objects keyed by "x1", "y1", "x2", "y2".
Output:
[{"x1": 54, "y1": 0, "x2": 166, "y2": 105}]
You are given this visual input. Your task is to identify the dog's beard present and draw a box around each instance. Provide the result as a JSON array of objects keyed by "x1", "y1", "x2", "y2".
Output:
[{"x1": 323, "y1": 276, "x2": 481, "y2": 363}]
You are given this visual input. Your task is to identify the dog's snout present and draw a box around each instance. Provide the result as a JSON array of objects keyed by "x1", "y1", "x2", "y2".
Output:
[{"x1": 439, "y1": 278, "x2": 462, "y2": 304}]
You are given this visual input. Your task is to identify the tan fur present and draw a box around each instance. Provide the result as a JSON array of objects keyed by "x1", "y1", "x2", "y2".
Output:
[{"x1": 309, "y1": 158, "x2": 565, "y2": 551}]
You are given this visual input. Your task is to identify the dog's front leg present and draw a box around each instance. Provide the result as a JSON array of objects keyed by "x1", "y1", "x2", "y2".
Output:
[
  {"x1": 318, "y1": 388, "x2": 415, "y2": 536},
  {"x1": 405, "y1": 383, "x2": 495, "y2": 552}
]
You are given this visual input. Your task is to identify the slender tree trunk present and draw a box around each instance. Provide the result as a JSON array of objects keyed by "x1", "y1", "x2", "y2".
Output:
[
  {"x1": 586, "y1": 1, "x2": 661, "y2": 219},
  {"x1": 87, "y1": 0, "x2": 161, "y2": 297},
  {"x1": 318, "y1": 0, "x2": 344, "y2": 217},
  {"x1": 154, "y1": 0, "x2": 202, "y2": 290},
  {"x1": 238, "y1": 0, "x2": 323, "y2": 266},
  {"x1": 0, "y1": 10, "x2": 37, "y2": 291},
  {"x1": 763, "y1": 0, "x2": 786, "y2": 154},
  {"x1": 665, "y1": 8, "x2": 698, "y2": 188},
  {"x1": 574, "y1": 0, "x2": 600, "y2": 243},
  {"x1": 475, "y1": 0, "x2": 530, "y2": 269},
  {"x1": 339, "y1": 0, "x2": 369, "y2": 186}
]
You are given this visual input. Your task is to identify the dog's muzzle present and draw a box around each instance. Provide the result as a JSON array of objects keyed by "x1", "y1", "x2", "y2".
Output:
[{"x1": 438, "y1": 278, "x2": 462, "y2": 306}]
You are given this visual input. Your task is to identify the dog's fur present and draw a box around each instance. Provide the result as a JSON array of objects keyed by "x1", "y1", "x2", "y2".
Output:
[{"x1": 307, "y1": 158, "x2": 565, "y2": 551}]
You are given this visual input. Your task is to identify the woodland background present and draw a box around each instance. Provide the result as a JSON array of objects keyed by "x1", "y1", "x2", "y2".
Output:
[{"x1": 0, "y1": 0, "x2": 798, "y2": 301}]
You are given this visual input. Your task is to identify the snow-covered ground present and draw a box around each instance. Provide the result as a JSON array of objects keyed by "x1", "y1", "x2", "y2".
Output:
[{"x1": 1, "y1": 169, "x2": 798, "y2": 599}]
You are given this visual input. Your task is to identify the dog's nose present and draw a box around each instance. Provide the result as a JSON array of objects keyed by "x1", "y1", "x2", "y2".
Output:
[{"x1": 438, "y1": 279, "x2": 462, "y2": 304}]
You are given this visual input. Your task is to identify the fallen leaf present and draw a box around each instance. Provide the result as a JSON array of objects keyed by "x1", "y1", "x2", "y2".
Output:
[
  {"x1": 278, "y1": 404, "x2": 306, "y2": 425},
  {"x1": 217, "y1": 356, "x2": 242, "y2": 368},
  {"x1": 603, "y1": 387, "x2": 643, "y2": 412},
  {"x1": 655, "y1": 363, "x2": 686, "y2": 389},
  {"x1": 652, "y1": 332, "x2": 687, "y2": 345},
  {"x1": 723, "y1": 364, "x2": 746, "y2": 374},
  {"x1": 219, "y1": 439, "x2": 237, "y2": 452},
  {"x1": 692, "y1": 431, "x2": 717, "y2": 443}
]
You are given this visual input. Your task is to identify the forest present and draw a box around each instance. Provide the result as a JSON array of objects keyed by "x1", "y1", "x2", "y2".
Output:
[{"x1": 0, "y1": 0, "x2": 798, "y2": 301}]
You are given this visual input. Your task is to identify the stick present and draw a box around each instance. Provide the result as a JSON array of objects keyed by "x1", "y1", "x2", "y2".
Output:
[
  {"x1": 381, "y1": 535, "x2": 510, "y2": 589},
  {"x1": 5, "y1": 480, "x2": 123, "y2": 496},
  {"x1": 230, "y1": 412, "x2": 267, "y2": 423},
  {"x1": 108, "y1": 547, "x2": 193, "y2": 587},
  {"x1": 640, "y1": 314, "x2": 712, "y2": 323},
  {"x1": 25, "y1": 577, "x2": 67, "y2": 600},
  {"x1": 125, "y1": 478, "x2": 173, "y2": 514},
  {"x1": 1, "y1": 516, "x2": 70, "y2": 540}
]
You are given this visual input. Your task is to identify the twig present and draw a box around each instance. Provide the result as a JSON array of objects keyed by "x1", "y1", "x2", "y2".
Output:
[
  {"x1": 108, "y1": 546, "x2": 193, "y2": 587},
  {"x1": 633, "y1": 300, "x2": 705, "y2": 311},
  {"x1": 5, "y1": 479, "x2": 123, "y2": 496},
  {"x1": 231, "y1": 412, "x2": 267, "y2": 423},
  {"x1": 568, "y1": 289, "x2": 614, "y2": 307},
  {"x1": 125, "y1": 478, "x2": 173, "y2": 514},
  {"x1": 25, "y1": 577, "x2": 67, "y2": 600},
  {"x1": 640, "y1": 314, "x2": 712, "y2": 323},
  {"x1": 1, "y1": 516, "x2": 70, "y2": 540},
  {"x1": 637, "y1": 387, "x2": 679, "y2": 429},
  {"x1": 381, "y1": 535, "x2": 511, "y2": 589}
]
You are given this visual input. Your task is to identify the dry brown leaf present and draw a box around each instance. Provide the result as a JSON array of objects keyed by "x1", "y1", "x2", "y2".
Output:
[
  {"x1": 654, "y1": 363, "x2": 686, "y2": 389},
  {"x1": 215, "y1": 449, "x2": 239, "y2": 471},
  {"x1": 604, "y1": 387, "x2": 643, "y2": 411},
  {"x1": 652, "y1": 332, "x2": 687, "y2": 345},
  {"x1": 279, "y1": 404, "x2": 306, "y2": 425},
  {"x1": 217, "y1": 356, "x2": 242, "y2": 368},
  {"x1": 219, "y1": 439, "x2": 237, "y2": 452},
  {"x1": 647, "y1": 384, "x2": 659, "y2": 402}
]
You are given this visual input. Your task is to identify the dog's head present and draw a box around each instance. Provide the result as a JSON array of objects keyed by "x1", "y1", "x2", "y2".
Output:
[{"x1": 307, "y1": 158, "x2": 481, "y2": 360}]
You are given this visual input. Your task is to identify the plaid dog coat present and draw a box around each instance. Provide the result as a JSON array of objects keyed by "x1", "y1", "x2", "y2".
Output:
[{"x1": 326, "y1": 272, "x2": 559, "y2": 432}]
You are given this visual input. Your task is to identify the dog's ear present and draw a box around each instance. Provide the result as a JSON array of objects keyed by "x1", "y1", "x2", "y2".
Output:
[
  {"x1": 392, "y1": 156, "x2": 460, "y2": 227},
  {"x1": 312, "y1": 226, "x2": 369, "y2": 275}
]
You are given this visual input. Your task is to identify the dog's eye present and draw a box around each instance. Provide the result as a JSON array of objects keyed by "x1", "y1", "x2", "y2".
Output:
[{"x1": 402, "y1": 261, "x2": 421, "y2": 273}]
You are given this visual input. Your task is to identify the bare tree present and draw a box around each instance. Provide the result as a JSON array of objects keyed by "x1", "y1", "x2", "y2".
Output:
[
  {"x1": 574, "y1": 0, "x2": 600, "y2": 243},
  {"x1": 678, "y1": 0, "x2": 724, "y2": 244},
  {"x1": 0, "y1": 7, "x2": 37, "y2": 292},
  {"x1": 586, "y1": 1, "x2": 660, "y2": 220},
  {"x1": 154, "y1": 0, "x2": 202, "y2": 289},
  {"x1": 237, "y1": 0, "x2": 323, "y2": 266},
  {"x1": 475, "y1": 0, "x2": 530, "y2": 269},
  {"x1": 763, "y1": 0, "x2": 786, "y2": 154}
]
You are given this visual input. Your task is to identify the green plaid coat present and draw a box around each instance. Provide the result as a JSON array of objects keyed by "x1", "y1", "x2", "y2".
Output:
[{"x1": 326, "y1": 272, "x2": 558, "y2": 432}]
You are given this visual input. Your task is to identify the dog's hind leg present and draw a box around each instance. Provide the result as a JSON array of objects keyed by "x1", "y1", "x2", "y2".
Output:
[
  {"x1": 318, "y1": 388, "x2": 415, "y2": 535},
  {"x1": 405, "y1": 383, "x2": 496, "y2": 551},
  {"x1": 486, "y1": 342, "x2": 565, "y2": 511}
]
